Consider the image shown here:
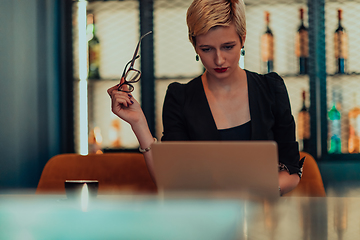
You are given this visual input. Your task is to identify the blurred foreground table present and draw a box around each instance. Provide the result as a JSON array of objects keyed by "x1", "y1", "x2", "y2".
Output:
[{"x1": 1, "y1": 194, "x2": 360, "y2": 240}]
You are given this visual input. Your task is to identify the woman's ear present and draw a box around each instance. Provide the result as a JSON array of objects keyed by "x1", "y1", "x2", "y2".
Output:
[
  {"x1": 240, "y1": 34, "x2": 246, "y2": 47},
  {"x1": 194, "y1": 46, "x2": 200, "y2": 56},
  {"x1": 194, "y1": 47, "x2": 200, "y2": 61}
]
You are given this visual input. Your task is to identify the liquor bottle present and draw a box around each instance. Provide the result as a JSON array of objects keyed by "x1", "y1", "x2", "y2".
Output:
[
  {"x1": 261, "y1": 11, "x2": 274, "y2": 73},
  {"x1": 88, "y1": 126, "x2": 103, "y2": 154},
  {"x1": 348, "y1": 93, "x2": 360, "y2": 153},
  {"x1": 87, "y1": 12, "x2": 101, "y2": 79},
  {"x1": 297, "y1": 90, "x2": 310, "y2": 152},
  {"x1": 328, "y1": 92, "x2": 341, "y2": 154},
  {"x1": 295, "y1": 8, "x2": 309, "y2": 75},
  {"x1": 334, "y1": 9, "x2": 348, "y2": 74},
  {"x1": 334, "y1": 200, "x2": 348, "y2": 240},
  {"x1": 109, "y1": 118, "x2": 122, "y2": 148}
]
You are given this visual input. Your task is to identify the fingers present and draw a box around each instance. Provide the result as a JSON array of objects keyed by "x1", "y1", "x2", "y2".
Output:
[
  {"x1": 107, "y1": 84, "x2": 120, "y2": 97},
  {"x1": 113, "y1": 93, "x2": 133, "y2": 108},
  {"x1": 107, "y1": 77, "x2": 127, "y2": 95},
  {"x1": 127, "y1": 93, "x2": 134, "y2": 104},
  {"x1": 109, "y1": 87, "x2": 134, "y2": 110},
  {"x1": 107, "y1": 81, "x2": 136, "y2": 117},
  {"x1": 118, "y1": 77, "x2": 130, "y2": 92}
]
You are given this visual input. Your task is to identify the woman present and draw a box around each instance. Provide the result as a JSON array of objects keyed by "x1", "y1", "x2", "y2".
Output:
[{"x1": 107, "y1": 0, "x2": 302, "y2": 195}]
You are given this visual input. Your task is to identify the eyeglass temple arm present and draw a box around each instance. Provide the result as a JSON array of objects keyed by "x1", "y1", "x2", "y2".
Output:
[
  {"x1": 121, "y1": 55, "x2": 140, "y2": 77},
  {"x1": 129, "y1": 31, "x2": 152, "y2": 68}
]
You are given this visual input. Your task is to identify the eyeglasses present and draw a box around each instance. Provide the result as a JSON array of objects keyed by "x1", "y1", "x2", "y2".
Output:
[{"x1": 118, "y1": 31, "x2": 152, "y2": 93}]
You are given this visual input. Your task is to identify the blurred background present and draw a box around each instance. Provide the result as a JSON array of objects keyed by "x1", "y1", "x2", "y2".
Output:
[{"x1": 1, "y1": 0, "x2": 360, "y2": 193}]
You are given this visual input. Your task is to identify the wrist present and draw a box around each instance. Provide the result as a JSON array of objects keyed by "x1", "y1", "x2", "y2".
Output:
[
  {"x1": 131, "y1": 118, "x2": 155, "y2": 150},
  {"x1": 130, "y1": 114, "x2": 149, "y2": 133},
  {"x1": 139, "y1": 138, "x2": 157, "y2": 153},
  {"x1": 128, "y1": 111, "x2": 147, "y2": 125}
]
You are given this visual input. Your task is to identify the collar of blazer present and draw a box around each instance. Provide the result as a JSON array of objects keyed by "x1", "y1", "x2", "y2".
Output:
[{"x1": 183, "y1": 70, "x2": 276, "y2": 140}]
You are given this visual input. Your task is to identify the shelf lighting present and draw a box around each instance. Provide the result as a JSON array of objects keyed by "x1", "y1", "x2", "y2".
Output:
[{"x1": 77, "y1": 0, "x2": 88, "y2": 155}]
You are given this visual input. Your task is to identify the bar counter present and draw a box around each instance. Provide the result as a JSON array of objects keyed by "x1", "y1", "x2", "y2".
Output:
[{"x1": 1, "y1": 191, "x2": 360, "y2": 240}]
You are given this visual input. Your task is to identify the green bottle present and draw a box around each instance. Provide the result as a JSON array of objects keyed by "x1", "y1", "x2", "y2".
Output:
[
  {"x1": 328, "y1": 93, "x2": 341, "y2": 154},
  {"x1": 87, "y1": 12, "x2": 101, "y2": 79}
]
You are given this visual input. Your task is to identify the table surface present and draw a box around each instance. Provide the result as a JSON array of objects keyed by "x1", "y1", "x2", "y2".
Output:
[{"x1": 1, "y1": 192, "x2": 360, "y2": 240}]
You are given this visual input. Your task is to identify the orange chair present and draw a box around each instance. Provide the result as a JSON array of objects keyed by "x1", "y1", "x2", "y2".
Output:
[
  {"x1": 36, "y1": 153, "x2": 157, "y2": 195},
  {"x1": 284, "y1": 151, "x2": 326, "y2": 197}
]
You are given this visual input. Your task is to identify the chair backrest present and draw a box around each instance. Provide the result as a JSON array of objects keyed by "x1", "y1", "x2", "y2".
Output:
[
  {"x1": 36, "y1": 153, "x2": 157, "y2": 195},
  {"x1": 284, "y1": 151, "x2": 326, "y2": 197}
]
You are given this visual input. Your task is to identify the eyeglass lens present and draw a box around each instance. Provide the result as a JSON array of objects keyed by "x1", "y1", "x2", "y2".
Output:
[
  {"x1": 125, "y1": 69, "x2": 141, "y2": 83},
  {"x1": 119, "y1": 82, "x2": 134, "y2": 93}
]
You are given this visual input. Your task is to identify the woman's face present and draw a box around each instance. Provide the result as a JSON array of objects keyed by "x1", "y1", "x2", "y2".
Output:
[{"x1": 195, "y1": 23, "x2": 245, "y2": 80}]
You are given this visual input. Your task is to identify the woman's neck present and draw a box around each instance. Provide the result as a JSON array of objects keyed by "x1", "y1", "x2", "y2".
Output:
[{"x1": 202, "y1": 67, "x2": 247, "y2": 95}]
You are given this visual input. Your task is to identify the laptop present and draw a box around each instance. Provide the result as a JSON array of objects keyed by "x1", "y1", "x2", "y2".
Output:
[{"x1": 151, "y1": 141, "x2": 280, "y2": 200}]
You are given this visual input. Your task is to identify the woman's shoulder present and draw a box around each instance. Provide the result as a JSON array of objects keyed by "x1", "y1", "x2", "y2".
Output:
[
  {"x1": 164, "y1": 75, "x2": 203, "y2": 105},
  {"x1": 246, "y1": 69, "x2": 283, "y2": 83},
  {"x1": 166, "y1": 75, "x2": 203, "y2": 95},
  {"x1": 245, "y1": 70, "x2": 286, "y2": 93}
]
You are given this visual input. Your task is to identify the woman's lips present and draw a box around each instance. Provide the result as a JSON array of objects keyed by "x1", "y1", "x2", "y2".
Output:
[{"x1": 214, "y1": 68, "x2": 228, "y2": 73}]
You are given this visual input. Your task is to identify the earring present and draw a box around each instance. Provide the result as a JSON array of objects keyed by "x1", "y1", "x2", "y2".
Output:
[
  {"x1": 195, "y1": 55, "x2": 199, "y2": 61},
  {"x1": 241, "y1": 47, "x2": 245, "y2": 56}
]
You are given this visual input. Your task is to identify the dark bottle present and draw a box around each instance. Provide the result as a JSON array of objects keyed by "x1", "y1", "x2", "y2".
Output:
[
  {"x1": 334, "y1": 9, "x2": 348, "y2": 74},
  {"x1": 87, "y1": 12, "x2": 101, "y2": 79},
  {"x1": 297, "y1": 90, "x2": 310, "y2": 152},
  {"x1": 295, "y1": 8, "x2": 309, "y2": 75},
  {"x1": 261, "y1": 11, "x2": 274, "y2": 73}
]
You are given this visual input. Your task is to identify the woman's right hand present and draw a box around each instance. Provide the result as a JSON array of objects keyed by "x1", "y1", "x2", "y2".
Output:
[
  {"x1": 108, "y1": 79, "x2": 157, "y2": 183},
  {"x1": 107, "y1": 80, "x2": 157, "y2": 182},
  {"x1": 107, "y1": 79, "x2": 145, "y2": 126}
]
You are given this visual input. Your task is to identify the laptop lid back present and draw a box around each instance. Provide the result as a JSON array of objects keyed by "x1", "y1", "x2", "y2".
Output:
[{"x1": 151, "y1": 141, "x2": 280, "y2": 200}]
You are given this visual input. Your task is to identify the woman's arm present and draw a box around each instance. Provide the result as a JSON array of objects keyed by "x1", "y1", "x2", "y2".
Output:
[
  {"x1": 161, "y1": 82, "x2": 190, "y2": 141},
  {"x1": 266, "y1": 72, "x2": 302, "y2": 194},
  {"x1": 131, "y1": 118, "x2": 157, "y2": 184},
  {"x1": 107, "y1": 80, "x2": 189, "y2": 184},
  {"x1": 107, "y1": 83, "x2": 157, "y2": 183},
  {"x1": 278, "y1": 170, "x2": 300, "y2": 195}
]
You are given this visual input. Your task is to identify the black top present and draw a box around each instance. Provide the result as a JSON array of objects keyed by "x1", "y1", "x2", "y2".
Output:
[
  {"x1": 161, "y1": 70, "x2": 301, "y2": 175},
  {"x1": 218, "y1": 121, "x2": 252, "y2": 140}
]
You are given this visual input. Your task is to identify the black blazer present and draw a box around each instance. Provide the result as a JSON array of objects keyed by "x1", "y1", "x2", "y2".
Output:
[{"x1": 161, "y1": 70, "x2": 301, "y2": 175}]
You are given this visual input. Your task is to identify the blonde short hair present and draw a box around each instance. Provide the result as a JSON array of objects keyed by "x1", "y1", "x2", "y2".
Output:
[{"x1": 186, "y1": 0, "x2": 246, "y2": 47}]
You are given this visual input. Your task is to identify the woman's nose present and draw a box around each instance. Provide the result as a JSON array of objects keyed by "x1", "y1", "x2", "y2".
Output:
[{"x1": 215, "y1": 50, "x2": 225, "y2": 66}]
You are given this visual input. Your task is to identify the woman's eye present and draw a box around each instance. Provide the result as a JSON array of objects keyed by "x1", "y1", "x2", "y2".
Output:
[
  {"x1": 224, "y1": 45, "x2": 235, "y2": 50},
  {"x1": 201, "y1": 48, "x2": 211, "y2": 52}
]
